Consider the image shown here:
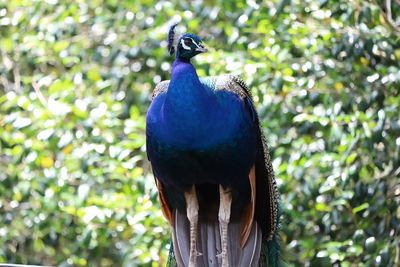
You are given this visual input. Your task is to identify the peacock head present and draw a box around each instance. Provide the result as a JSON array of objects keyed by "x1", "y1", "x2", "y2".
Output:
[{"x1": 168, "y1": 24, "x2": 208, "y2": 61}]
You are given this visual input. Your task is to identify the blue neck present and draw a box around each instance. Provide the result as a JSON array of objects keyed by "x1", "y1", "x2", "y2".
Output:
[
  {"x1": 164, "y1": 58, "x2": 213, "y2": 113},
  {"x1": 161, "y1": 58, "x2": 217, "y2": 147}
]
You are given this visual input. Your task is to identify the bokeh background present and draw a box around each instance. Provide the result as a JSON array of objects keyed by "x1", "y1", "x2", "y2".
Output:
[{"x1": 0, "y1": 0, "x2": 399, "y2": 266}]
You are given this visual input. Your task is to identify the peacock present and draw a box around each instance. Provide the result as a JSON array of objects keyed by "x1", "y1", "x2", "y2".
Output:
[{"x1": 146, "y1": 23, "x2": 281, "y2": 267}]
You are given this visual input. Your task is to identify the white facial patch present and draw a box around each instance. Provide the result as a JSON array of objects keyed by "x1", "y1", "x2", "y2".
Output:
[
  {"x1": 181, "y1": 38, "x2": 201, "y2": 51},
  {"x1": 191, "y1": 38, "x2": 201, "y2": 49},
  {"x1": 181, "y1": 39, "x2": 191, "y2": 50}
]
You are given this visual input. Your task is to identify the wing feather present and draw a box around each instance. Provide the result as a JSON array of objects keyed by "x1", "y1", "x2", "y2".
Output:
[
  {"x1": 214, "y1": 74, "x2": 279, "y2": 241},
  {"x1": 152, "y1": 80, "x2": 170, "y2": 99},
  {"x1": 156, "y1": 180, "x2": 174, "y2": 225},
  {"x1": 240, "y1": 165, "x2": 256, "y2": 248}
]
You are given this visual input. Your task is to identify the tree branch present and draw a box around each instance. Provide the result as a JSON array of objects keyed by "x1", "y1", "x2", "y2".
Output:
[
  {"x1": 373, "y1": 0, "x2": 400, "y2": 35},
  {"x1": 32, "y1": 80, "x2": 47, "y2": 106}
]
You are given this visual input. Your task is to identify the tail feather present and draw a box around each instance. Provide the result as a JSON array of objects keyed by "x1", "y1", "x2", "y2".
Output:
[
  {"x1": 260, "y1": 199, "x2": 282, "y2": 267},
  {"x1": 171, "y1": 210, "x2": 261, "y2": 267}
]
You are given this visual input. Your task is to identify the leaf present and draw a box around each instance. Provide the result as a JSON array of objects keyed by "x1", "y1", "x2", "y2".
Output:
[
  {"x1": 334, "y1": 82, "x2": 344, "y2": 91},
  {"x1": 40, "y1": 157, "x2": 54, "y2": 168},
  {"x1": 352, "y1": 203, "x2": 369, "y2": 214},
  {"x1": 54, "y1": 41, "x2": 69, "y2": 52},
  {"x1": 87, "y1": 68, "x2": 102, "y2": 81}
]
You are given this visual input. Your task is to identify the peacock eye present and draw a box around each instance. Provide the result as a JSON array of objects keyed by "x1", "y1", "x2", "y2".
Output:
[{"x1": 184, "y1": 38, "x2": 192, "y2": 46}]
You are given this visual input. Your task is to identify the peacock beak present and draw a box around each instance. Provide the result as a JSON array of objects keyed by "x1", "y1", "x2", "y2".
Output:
[{"x1": 196, "y1": 43, "x2": 208, "y2": 53}]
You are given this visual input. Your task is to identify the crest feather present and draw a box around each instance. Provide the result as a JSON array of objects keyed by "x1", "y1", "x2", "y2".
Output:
[{"x1": 168, "y1": 23, "x2": 178, "y2": 56}]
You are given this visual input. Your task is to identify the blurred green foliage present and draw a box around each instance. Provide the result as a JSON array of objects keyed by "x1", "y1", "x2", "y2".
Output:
[{"x1": 0, "y1": 0, "x2": 399, "y2": 266}]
